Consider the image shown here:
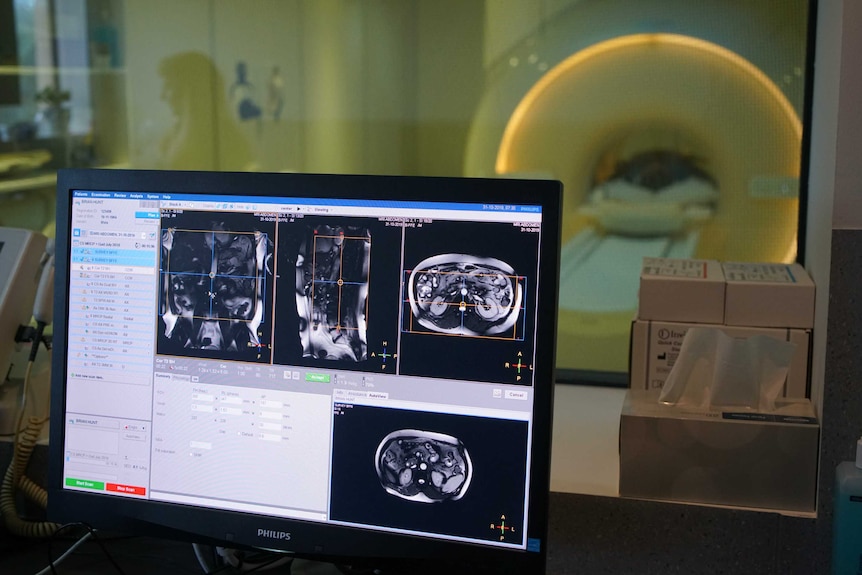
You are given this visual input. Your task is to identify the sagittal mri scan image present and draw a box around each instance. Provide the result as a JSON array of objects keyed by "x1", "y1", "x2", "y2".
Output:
[
  {"x1": 406, "y1": 254, "x2": 523, "y2": 337},
  {"x1": 295, "y1": 223, "x2": 370, "y2": 361},
  {"x1": 375, "y1": 429, "x2": 472, "y2": 503},
  {"x1": 159, "y1": 213, "x2": 272, "y2": 361}
]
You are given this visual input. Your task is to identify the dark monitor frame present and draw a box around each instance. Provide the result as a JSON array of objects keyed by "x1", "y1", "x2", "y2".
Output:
[{"x1": 48, "y1": 169, "x2": 562, "y2": 574}]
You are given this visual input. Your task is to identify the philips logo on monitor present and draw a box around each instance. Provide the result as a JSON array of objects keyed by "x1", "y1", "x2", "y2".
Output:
[{"x1": 257, "y1": 529, "x2": 291, "y2": 541}]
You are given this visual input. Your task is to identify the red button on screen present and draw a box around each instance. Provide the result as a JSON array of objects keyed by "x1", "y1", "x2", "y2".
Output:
[{"x1": 106, "y1": 483, "x2": 147, "y2": 496}]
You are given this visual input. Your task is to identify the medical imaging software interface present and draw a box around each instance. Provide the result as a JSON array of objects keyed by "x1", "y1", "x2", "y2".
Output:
[{"x1": 61, "y1": 188, "x2": 546, "y2": 549}]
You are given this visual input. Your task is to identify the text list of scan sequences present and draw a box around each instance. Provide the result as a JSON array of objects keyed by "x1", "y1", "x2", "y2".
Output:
[{"x1": 67, "y1": 269, "x2": 156, "y2": 385}]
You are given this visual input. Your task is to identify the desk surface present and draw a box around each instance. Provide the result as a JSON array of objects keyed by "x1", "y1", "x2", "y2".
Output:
[{"x1": 1, "y1": 490, "x2": 802, "y2": 575}]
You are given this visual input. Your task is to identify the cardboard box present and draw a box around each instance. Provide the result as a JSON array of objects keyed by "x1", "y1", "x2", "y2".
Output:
[
  {"x1": 619, "y1": 391, "x2": 819, "y2": 513},
  {"x1": 722, "y1": 262, "x2": 815, "y2": 328},
  {"x1": 638, "y1": 258, "x2": 725, "y2": 324},
  {"x1": 629, "y1": 320, "x2": 811, "y2": 399}
]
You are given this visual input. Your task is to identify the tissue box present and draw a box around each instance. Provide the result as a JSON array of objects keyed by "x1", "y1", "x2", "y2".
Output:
[
  {"x1": 629, "y1": 320, "x2": 811, "y2": 399},
  {"x1": 722, "y1": 262, "x2": 815, "y2": 328},
  {"x1": 619, "y1": 391, "x2": 819, "y2": 513},
  {"x1": 638, "y1": 258, "x2": 725, "y2": 323}
]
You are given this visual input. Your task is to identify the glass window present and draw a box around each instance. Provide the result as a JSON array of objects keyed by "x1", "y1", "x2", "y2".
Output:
[{"x1": 0, "y1": 0, "x2": 812, "y2": 379}]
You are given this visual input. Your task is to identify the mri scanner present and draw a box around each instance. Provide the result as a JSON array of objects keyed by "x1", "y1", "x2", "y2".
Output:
[{"x1": 465, "y1": 0, "x2": 809, "y2": 376}]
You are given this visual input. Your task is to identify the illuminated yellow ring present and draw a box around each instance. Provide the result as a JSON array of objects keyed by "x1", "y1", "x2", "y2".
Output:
[
  {"x1": 496, "y1": 33, "x2": 801, "y2": 264},
  {"x1": 494, "y1": 34, "x2": 802, "y2": 372}
]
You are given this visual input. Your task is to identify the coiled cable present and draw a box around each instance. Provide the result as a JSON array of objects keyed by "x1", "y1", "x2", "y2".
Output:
[{"x1": 0, "y1": 341, "x2": 60, "y2": 538}]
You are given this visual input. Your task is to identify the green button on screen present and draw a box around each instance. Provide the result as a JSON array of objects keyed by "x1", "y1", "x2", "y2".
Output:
[
  {"x1": 306, "y1": 373, "x2": 330, "y2": 383},
  {"x1": 65, "y1": 477, "x2": 105, "y2": 490}
]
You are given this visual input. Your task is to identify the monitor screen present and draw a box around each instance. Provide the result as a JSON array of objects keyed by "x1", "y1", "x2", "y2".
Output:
[{"x1": 48, "y1": 169, "x2": 562, "y2": 574}]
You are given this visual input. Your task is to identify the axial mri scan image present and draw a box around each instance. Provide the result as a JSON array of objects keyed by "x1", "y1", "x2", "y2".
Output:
[
  {"x1": 294, "y1": 223, "x2": 370, "y2": 361},
  {"x1": 159, "y1": 216, "x2": 271, "y2": 359},
  {"x1": 407, "y1": 254, "x2": 523, "y2": 336},
  {"x1": 375, "y1": 429, "x2": 472, "y2": 503}
]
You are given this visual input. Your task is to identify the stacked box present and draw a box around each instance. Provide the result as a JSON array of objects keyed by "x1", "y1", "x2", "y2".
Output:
[
  {"x1": 633, "y1": 258, "x2": 815, "y2": 400},
  {"x1": 622, "y1": 258, "x2": 819, "y2": 512},
  {"x1": 629, "y1": 320, "x2": 810, "y2": 399},
  {"x1": 722, "y1": 262, "x2": 815, "y2": 329},
  {"x1": 638, "y1": 257, "x2": 725, "y2": 323},
  {"x1": 618, "y1": 392, "x2": 819, "y2": 513}
]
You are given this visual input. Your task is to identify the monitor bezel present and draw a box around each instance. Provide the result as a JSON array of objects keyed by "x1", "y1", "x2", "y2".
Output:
[{"x1": 48, "y1": 168, "x2": 561, "y2": 574}]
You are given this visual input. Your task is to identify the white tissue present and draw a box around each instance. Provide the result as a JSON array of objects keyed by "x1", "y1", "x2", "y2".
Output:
[{"x1": 658, "y1": 327, "x2": 796, "y2": 412}]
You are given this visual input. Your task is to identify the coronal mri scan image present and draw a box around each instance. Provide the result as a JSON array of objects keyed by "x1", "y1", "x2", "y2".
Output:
[
  {"x1": 295, "y1": 223, "x2": 370, "y2": 361},
  {"x1": 375, "y1": 429, "x2": 472, "y2": 503},
  {"x1": 407, "y1": 254, "x2": 523, "y2": 337},
  {"x1": 159, "y1": 215, "x2": 272, "y2": 359}
]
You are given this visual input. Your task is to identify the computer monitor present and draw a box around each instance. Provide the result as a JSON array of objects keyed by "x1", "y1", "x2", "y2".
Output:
[{"x1": 48, "y1": 169, "x2": 562, "y2": 574}]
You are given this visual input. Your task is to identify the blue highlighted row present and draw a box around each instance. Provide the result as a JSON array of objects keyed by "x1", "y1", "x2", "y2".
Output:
[
  {"x1": 72, "y1": 256, "x2": 156, "y2": 266},
  {"x1": 72, "y1": 248, "x2": 153, "y2": 258},
  {"x1": 71, "y1": 247, "x2": 156, "y2": 266},
  {"x1": 72, "y1": 256, "x2": 155, "y2": 267}
]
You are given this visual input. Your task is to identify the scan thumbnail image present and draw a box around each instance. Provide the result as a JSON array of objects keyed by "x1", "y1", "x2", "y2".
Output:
[
  {"x1": 329, "y1": 404, "x2": 529, "y2": 545},
  {"x1": 294, "y1": 223, "x2": 371, "y2": 362},
  {"x1": 158, "y1": 211, "x2": 274, "y2": 362},
  {"x1": 375, "y1": 429, "x2": 472, "y2": 504},
  {"x1": 404, "y1": 253, "x2": 526, "y2": 340}
]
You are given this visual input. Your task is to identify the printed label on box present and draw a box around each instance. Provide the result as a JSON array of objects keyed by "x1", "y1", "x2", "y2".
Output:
[
  {"x1": 646, "y1": 324, "x2": 689, "y2": 389},
  {"x1": 642, "y1": 258, "x2": 711, "y2": 279},
  {"x1": 722, "y1": 263, "x2": 798, "y2": 283}
]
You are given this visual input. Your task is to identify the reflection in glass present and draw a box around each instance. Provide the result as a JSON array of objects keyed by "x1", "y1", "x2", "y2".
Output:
[
  {"x1": 156, "y1": 52, "x2": 253, "y2": 171},
  {"x1": 0, "y1": 0, "x2": 811, "y2": 378}
]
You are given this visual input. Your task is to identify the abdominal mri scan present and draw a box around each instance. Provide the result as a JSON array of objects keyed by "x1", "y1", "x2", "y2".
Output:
[
  {"x1": 466, "y1": 0, "x2": 810, "y2": 374},
  {"x1": 158, "y1": 211, "x2": 274, "y2": 362},
  {"x1": 406, "y1": 254, "x2": 523, "y2": 338},
  {"x1": 375, "y1": 429, "x2": 472, "y2": 503},
  {"x1": 294, "y1": 223, "x2": 371, "y2": 361}
]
